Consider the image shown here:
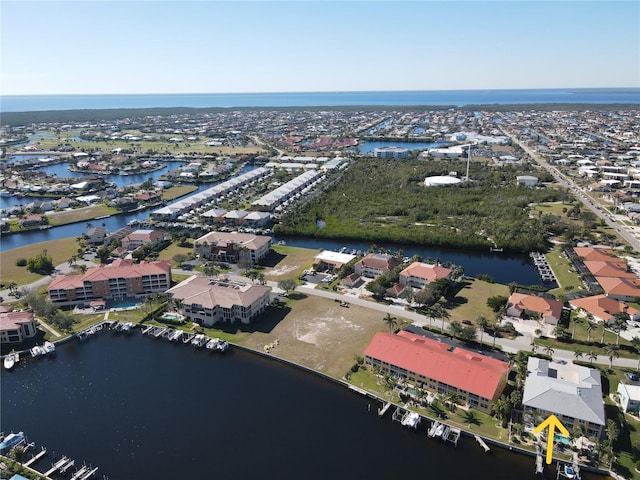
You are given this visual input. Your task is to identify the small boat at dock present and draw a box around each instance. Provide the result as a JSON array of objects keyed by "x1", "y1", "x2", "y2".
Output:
[
  {"x1": 0, "y1": 431, "x2": 25, "y2": 452},
  {"x1": 4, "y1": 352, "x2": 19, "y2": 370},
  {"x1": 30, "y1": 345, "x2": 45, "y2": 358},
  {"x1": 43, "y1": 341, "x2": 56, "y2": 355}
]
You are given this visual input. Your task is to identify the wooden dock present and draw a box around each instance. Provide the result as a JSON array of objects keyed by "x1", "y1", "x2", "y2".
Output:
[
  {"x1": 23, "y1": 446, "x2": 47, "y2": 467},
  {"x1": 535, "y1": 453, "x2": 544, "y2": 475},
  {"x1": 427, "y1": 421, "x2": 441, "y2": 438},
  {"x1": 474, "y1": 434, "x2": 490, "y2": 452},
  {"x1": 45, "y1": 456, "x2": 71, "y2": 477},
  {"x1": 378, "y1": 402, "x2": 391, "y2": 417}
]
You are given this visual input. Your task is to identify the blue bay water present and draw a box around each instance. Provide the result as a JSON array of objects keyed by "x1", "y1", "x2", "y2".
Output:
[
  {"x1": 2, "y1": 88, "x2": 639, "y2": 112},
  {"x1": 0, "y1": 334, "x2": 608, "y2": 480}
]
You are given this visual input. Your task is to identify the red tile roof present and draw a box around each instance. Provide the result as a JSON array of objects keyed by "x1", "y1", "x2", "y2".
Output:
[
  {"x1": 399, "y1": 262, "x2": 452, "y2": 282},
  {"x1": 364, "y1": 331, "x2": 510, "y2": 400},
  {"x1": 583, "y1": 260, "x2": 635, "y2": 278},
  {"x1": 569, "y1": 294, "x2": 638, "y2": 321},
  {"x1": 596, "y1": 276, "x2": 640, "y2": 297},
  {"x1": 573, "y1": 247, "x2": 617, "y2": 262},
  {"x1": 508, "y1": 292, "x2": 563, "y2": 321}
]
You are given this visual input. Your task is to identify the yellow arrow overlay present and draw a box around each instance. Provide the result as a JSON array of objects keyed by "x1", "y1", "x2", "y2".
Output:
[{"x1": 533, "y1": 414, "x2": 570, "y2": 464}]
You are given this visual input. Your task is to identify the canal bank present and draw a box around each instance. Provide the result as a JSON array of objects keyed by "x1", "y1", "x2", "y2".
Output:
[{"x1": 1, "y1": 331, "x2": 612, "y2": 480}]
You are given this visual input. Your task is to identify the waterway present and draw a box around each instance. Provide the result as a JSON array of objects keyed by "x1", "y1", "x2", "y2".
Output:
[{"x1": 0, "y1": 333, "x2": 607, "y2": 480}]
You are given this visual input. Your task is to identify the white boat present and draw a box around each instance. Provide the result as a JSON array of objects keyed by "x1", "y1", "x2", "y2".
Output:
[
  {"x1": 216, "y1": 340, "x2": 229, "y2": 352},
  {"x1": 191, "y1": 334, "x2": 207, "y2": 348},
  {"x1": 0, "y1": 190, "x2": 11, "y2": 197},
  {"x1": 434, "y1": 423, "x2": 445, "y2": 438},
  {"x1": 563, "y1": 464, "x2": 579, "y2": 479},
  {"x1": 43, "y1": 341, "x2": 56, "y2": 355},
  {"x1": 0, "y1": 432, "x2": 25, "y2": 452},
  {"x1": 4, "y1": 352, "x2": 18, "y2": 370},
  {"x1": 206, "y1": 338, "x2": 220, "y2": 350},
  {"x1": 30, "y1": 345, "x2": 45, "y2": 358},
  {"x1": 402, "y1": 412, "x2": 420, "y2": 428}
]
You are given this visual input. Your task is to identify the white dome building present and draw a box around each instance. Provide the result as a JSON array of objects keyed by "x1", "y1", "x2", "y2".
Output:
[{"x1": 424, "y1": 176, "x2": 462, "y2": 187}]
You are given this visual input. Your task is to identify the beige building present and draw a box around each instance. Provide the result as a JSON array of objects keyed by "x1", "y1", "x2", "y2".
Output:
[
  {"x1": 0, "y1": 309, "x2": 38, "y2": 344},
  {"x1": 194, "y1": 231, "x2": 271, "y2": 265},
  {"x1": 166, "y1": 276, "x2": 271, "y2": 326},
  {"x1": 398, "y1": 262, "x2": 452, "y2": 289}
]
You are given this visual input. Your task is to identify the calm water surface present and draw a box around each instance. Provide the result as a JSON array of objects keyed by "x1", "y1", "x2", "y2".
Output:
[{"x1": 0, "y1": 333, "x2": 608, "y2": 480}]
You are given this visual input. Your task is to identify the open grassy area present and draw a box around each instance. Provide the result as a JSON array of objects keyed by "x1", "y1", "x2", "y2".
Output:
[
  {"x1": 263, "y1": 245, "x2": 319, "y2": 282},
  {"x1": 156, "y1": 241, "x2": 194, "y2": 265},
  {"x1": 1, "y1": 238, "x2": 82, "y2": 286},
  {"x1": 447, "y1": 278, "x2": 509, "y2": 323},
  {"x1": 46, "y1": 205, "x2": 118, "y2": 226},
  {"x1": 545, "y1": 245, "x2": 583, "y2": 294},
  {"x1": 162, "y1": 185, "x2": 198, "y2": 201}
]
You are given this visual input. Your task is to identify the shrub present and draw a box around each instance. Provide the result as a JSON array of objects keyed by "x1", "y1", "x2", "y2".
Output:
[{"x1": 15, "y1": 258, "x2": 27, "y2": 266}]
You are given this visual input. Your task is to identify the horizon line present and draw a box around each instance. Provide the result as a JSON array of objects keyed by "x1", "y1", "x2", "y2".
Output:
[{"x1": 3, "y1": 86, "x2": 640, "y2": 97}]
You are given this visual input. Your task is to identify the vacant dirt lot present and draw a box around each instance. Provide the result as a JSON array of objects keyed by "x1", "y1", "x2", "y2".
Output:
[{"x1": 237, "y1": 294, "x2": 408, "y2": 379}]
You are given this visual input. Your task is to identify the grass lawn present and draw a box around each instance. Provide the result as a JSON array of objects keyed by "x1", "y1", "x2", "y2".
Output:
[
  {"x1": 1, "y1": 238, "x2": 83, "y2": 286},
  {"x1": 156, "y1": 242, "x2": 194, "y2": 265},
  {"x1": 162, "y1": 185, "x2": 198, "y2": 201},
  {"x1": 447, "y1": 279, "x2": 509, "y2": 323},
  {"x1": 544, "y1": 245, "x2": 583, "y2": 294},
  {"x1": 46, "y1": 205, "x2": 117, "y2": 226},
  {"x1": 263, "y1": 245, "x2": 320, "y2": 282}
]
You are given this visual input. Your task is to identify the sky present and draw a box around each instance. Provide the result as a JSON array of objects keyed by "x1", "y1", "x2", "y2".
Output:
[{"x1": 1, "y1": 1, "x2": 639, "y2": 95}]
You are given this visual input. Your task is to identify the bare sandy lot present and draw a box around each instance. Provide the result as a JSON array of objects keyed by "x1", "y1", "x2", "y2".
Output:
[{"x1": 237, "y1": 294, "x2": 404, "y2": 379}]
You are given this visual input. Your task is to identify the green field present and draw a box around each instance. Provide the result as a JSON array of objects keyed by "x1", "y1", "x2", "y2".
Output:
[{"x1": 1, "y1": 238, "x2": 83, "y2": 286}]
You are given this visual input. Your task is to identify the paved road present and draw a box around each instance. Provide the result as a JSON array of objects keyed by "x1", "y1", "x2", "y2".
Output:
[{"x1": 7, "y1": 266, "x2": 639, "y2": 368}]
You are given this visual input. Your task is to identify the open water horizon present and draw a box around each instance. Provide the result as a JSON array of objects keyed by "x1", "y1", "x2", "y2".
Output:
[
  {"x1": 1, "y1": 333, "x2": 609, "y2": 480},
  {"x1": 2, "y1": 88, "x2": 639, "y2": 112}
]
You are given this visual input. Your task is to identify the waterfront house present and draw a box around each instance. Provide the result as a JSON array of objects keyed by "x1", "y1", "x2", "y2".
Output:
[
  {"x1": 243, "y1": 211, "x2": 272, "y2": 228},
  {"x1": 354, "y1": 253, "x2": 403, "y2": 279},
  {"x1": 569, "y1": 294, "x2": 640, "y2": 324},
  {"x1": 120, "y1": 229, "x2": 164, "y2": 252},
  {"x1": 398, "y1": 262, "x2": 452, "y2": 289},
  {"x1": 522, "y1": 357, "x2": 605, "y2": 439},
  {"x1": 0, "y1": 308, "x2": 37, "y2": 344},
  {"x1": 47, "y1": 259, "x2": 171, "y2": 306},
  {"x1": 86, "y1": 226, "x2": 106, "y2": 246},
  {"x1": 166, "y1": 276, "x2": 271, "y2": 326},
  {"x1": 583, "y1": 260, "x2": 636, "y2": 279},
  {"x1": 194, "y1": 231, "x2": 271, "y2": 265},
  {"x1": 19, "y1": 214, "x2": 45, "y2": 228},
  {"x1": 364, "y1": 331, "x2": 511, "y2": 413},
  {"x1": 506, "y1": 292, "x2": 562, "y2": 326},
  {"x1": 617, "y1": 380, "x2": 640, "y2": 414},
  {"x1": 313, "y1": 251, "x2": 356, "y2": 271}
]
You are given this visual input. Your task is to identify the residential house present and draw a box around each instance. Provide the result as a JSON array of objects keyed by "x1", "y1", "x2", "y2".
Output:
[
  {"x1": 19, "y1": 214, "x2": 45, "y2": 228},
  {"x1": 354, "y1": 253, "x2": 403, "y2": 278},
  {"x1": 166, "y1": 276, "x2": 271, "y2": 326},
  {"x1": 506, "y1": 292, "x2": 563, "y2": 325},
  {"x1": 47, "y1": 259, "x2": 171, "y2": 305},
  {"x1": 0, "y1": 309, "x2": 37, "y2": 344},
  {"x1": 223, "y1": 210, "x2": 249, "y2": 226},
  {"x1": 243, "y1": 211, "x2": 272, "y2": 228},
  {"x1": 202, "y1": 208, "x2": 228, "y2": 224},
  {"x1": 522, "y1": 357, "x2": 606, "y2": 439},
  {"x1": 617, "y1": 380, "x2": 640, "y2": 414},
  {"x1": 86, "y1": 227, "x2": 106, "y2": 246},
  {"x1": 596, "y1": 277, "x2": 640, "y2": 302},
  {"x1": 194, "y1": 231, "x2": 271, "y2": 265},
  {"x1": 364, "y1": 331, "x2": 511, "y2": 413},
  {"x1": 583, "y1": 260, "x2": 636, "y2": 279},
  {"x1": 398, "y1": 262, "x2": 452, "y2": 289},
  {"x1": 313, "y1": 251, "x2": 356, "y2": 271},
  {"x1": 121, "y1": 229, "x2": 164, "y2": 252},
  {"x1": 569, "y1": 294, "x2": 640, "y2": 324},
  {"x1": 573, "y1": 247, "x2": 617, "y2": 262}
]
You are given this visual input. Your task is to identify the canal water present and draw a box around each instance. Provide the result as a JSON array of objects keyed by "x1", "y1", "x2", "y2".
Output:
[{"x1": 0, "y1": 333, "x2": 607, "y2": 480}]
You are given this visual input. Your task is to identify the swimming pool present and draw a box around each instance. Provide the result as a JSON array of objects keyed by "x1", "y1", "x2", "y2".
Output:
[
  {"x1": 554, "y1": 433, "x2": 572, "y2": 446},
  {"x1": 110, "y1": 300, "x2": 140, "y2": 309},
  {"x1": 162, "y1": 313, "x2": 182, "y2": 321}
]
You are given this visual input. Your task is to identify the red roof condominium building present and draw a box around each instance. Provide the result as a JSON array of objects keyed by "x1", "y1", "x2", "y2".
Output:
[
  {"x1": 47, "y1": 259, "x2": 171, "y2": 305},
  {"x1": 354, "y1": 253, "x2": 403, "y2": 278},
  {"x1": 166, "y1": 276, "x2": 271, "y2": 327},
  {"x1": 364, "y1": 331, "x2": 511, "y2": 413}
]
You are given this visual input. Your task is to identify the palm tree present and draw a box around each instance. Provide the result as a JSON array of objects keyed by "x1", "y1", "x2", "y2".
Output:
[
  {"x1": 543, "y1": 345, "x2": 555, "y2": 358},
  {"x1": 604, "y1": 344, "x2": 619, "y2": 369},
  {"x1": 383, "y1": 313, "x2": 397, "y2": 333},
  {"x1": 476, "y1": 315, "x2": 488, "y2": 345},
  {"x1": 574, "y1": 349, "x2": 584, "y2": 362},
  {"x1": 587, "y1": 350, "x2": 598, "y2": 365},
  {"x1": 612, "y1": 313, "x2": 629, "y2": 346},
  {"x1": 7, "y1": 281, "x2": 17, "y2": 295},
  {"x1": 530, "y1": 341, "x2": 537, "y2": 354},
  {"x1": 585, "y1": 319, "x2": 596, "y2": 344},
  {"x1": 631, "y1": 336, "x2": 640, "y2": 372}
]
